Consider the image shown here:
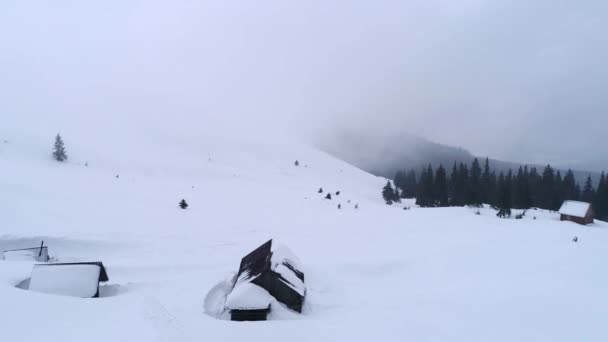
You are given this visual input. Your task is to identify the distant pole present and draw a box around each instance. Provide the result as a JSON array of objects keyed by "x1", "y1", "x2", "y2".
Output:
[{"x1": 39, "y1": 241, "x2": 44, "y2": 258}]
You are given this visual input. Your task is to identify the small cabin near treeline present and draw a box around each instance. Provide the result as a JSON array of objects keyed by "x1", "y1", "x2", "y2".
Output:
[
  {"x1": 226, "y1": 239, "x2": 305, "y2": 321},
  {"x1": 28, "y1": 262, "x2": 109, "y2": 298},
  {"x1": 559, "y1": 200, "x2": 594, "y2": 225}
]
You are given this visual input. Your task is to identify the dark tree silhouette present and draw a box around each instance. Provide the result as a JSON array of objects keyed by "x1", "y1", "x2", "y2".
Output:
[
  {"x1": 382, "y1": 181, "x2": 395, "y2": 205},
  {"x1": 581, "y1": 175, "x2": 595, "y2": 203},
  {"x1": 179, "y1": 199, "x2": 189, "y2": 209},
  {"x1": 52, "y1": 134, "x2": 68, "y2": 162},
  {"x1": 434, "y1": 165, "x2": 449, "y2": 207},
  {"x1": 496, "y1": 173, "x2": 512, "y2": 218}
]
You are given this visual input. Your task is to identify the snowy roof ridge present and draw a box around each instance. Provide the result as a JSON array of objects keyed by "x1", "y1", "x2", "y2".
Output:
[{"x1": 558, "y1": 200, "x2": 591, "y2": 218}]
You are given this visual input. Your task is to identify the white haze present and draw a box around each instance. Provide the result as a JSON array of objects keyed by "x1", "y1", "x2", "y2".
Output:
[{"x1": 1, "y1": 1, "x2": 606, "y2": 170}]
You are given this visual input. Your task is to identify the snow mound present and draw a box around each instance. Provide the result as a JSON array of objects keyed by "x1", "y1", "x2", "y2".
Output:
[{"x1": 225, "y1": 282, "x2": 273, "y2": 310}]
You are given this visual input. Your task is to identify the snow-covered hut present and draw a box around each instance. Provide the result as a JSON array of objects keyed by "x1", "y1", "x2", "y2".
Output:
[
  {"x1": 28, "y1": 262, "x2": 109, "y2": 298},
  {"x1": 2, "y1": 242, "x2": 50, "y2": 262},
  {"x1": 559, "y1": 200, "x2": 594, "y2": 225},
  {"x1": 3, "y1": 246, "x2": 49, "y2": 262},
  {"x1": 227, "y1": 240, "x2": 305, "y2": 321}
]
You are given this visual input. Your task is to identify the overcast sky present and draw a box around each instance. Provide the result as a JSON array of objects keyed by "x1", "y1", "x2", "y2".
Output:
[{"x1": 1, "y1": 1, "x2": 606, "y2": 171}]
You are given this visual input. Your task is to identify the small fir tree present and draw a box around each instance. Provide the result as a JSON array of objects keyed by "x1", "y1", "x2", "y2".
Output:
[
  {"x1": 496, "y1": 173, "x2": 512, "y2": 218},
  {"x1": 179, "y1": 199, "x2": 189, "y2": 209},
  {"x1": 52, "y1": 134, "x2": 68, "y2": 162},
  {"x1": 382, "y1": 181, "x2": 395, "y2": 205}
]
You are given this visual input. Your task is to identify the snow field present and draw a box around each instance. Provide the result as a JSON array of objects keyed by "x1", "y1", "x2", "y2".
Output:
[{"x1": 1, "y1": 133, "x2": 607, "y2": 341}]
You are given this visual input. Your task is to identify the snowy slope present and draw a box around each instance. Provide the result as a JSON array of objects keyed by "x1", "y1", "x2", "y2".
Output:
[{"x1": 1, "y1": 131, "x2": 607, "y2": 342}]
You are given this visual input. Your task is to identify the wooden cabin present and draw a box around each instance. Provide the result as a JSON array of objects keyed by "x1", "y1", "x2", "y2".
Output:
[
  {"x1": 558, "y1": 200, "x2": 594, "y2": 225},
  {"x1": 226, "y1": 240, "x2": 305, "y2": 321}
]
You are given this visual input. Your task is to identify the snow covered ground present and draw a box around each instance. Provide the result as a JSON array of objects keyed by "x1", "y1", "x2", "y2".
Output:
[{"x1": 1, "y1": 131, "x2": 607, "y2": 341}]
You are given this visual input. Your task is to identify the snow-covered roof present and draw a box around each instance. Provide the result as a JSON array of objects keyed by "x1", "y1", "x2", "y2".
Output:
[
  {"x1": 558, "y1": 200, "x2": 591, "y2": 218},
  {"x1": 234, "y1": 240, "x2": 305, "y2": 294},
  {"x1": 29, "y1": 263, "x2": 104, "y2": 298},
  {"x1": 270, "y1": 244, "x2": 305, "y2": 296}
]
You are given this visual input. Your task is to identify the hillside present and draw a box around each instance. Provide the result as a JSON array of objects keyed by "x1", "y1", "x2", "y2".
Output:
[
  {"x1": 321, "y1": 132, "x2": 602, "y2": 185},
  {"x1": 1, "y1": 131, "x2": 607, "y2": 341}
]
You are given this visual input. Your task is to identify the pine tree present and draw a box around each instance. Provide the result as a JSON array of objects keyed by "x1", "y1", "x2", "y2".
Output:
[
  {"x1": 449, "y1": 163, "x2": 459, "y2": 206},
  {"x1": 52, "y1": 134, "x2": 68, "y2": 162},
  {"x1": 294, "y1": 160, "x2": 299, "y2": 166},
  {"x1": 470, "y1": 158, "x2": 482, "y2": 206},
  {"x1": 434, "y1": 165, "x2": 449, "y2": 207},
  {"x1": 515, "y1": 167, "x2": 532, "y2": 209},
  {"x1": 562, "y1": 170, "x2": 578, "y2": 201},
  {"x1": 406, "y1": 170, "x2": 417, "y2": 198},
  {"x1": 552, "y1": 171, "x2": 563, "y2": 210},
  {"x1": 394, "y1": 170, "x2": 406, "y2": 193},
  {"x1": 581, "y1": 175, "x2": 595, "y2": 203},
  {"x1": 382, "y1": 181, "x2": 395, "y2": 205},
  {"x1": 528, "y1": 167, "x2": 541, "y2": 207},
  {"x1": 481, "y1": 158, "x2": 492, "y2": 205},
  {"x1": 488, "y1": 171, "x2": 498, "y2": 206},
  {"x1": 325, "y1": 193, "x2": 332, "y2": 200},
  {"x1": 461, "y1": 163, "x2": 472, "y2": 205},
  {"x1": 540, "y1": 165, "x2": 555, "y2": 210},
  {"x1": 401, "y1": 170, "x2": 417, "y2": 198},
  {"x1": 595, "y1": 172, "x2": 608, "y2": 219},
  {"x1": 416, "y1": 165, "x2": 435, "y2": 207},
  {"x1": 496, "y1": 172, "x2": 512, "y2": 218},
  {"x1": 179, "y1": 199, "x2": 188, "y2": 209},
  {"x1": 574, "y1": 183, "x2": 582, "y2": 201},
  {"x1": 318, "y1": 187, "x2": 323, "y2": 193}
]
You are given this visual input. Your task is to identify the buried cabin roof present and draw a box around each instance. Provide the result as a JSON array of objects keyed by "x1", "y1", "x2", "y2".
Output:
[
  {"x1": 40, "y1": 262, "x2": 109, "y2": 282},
  {"x1": 558, "y1": 200, "x2": 592, "y2": 218},
  {"x1": 235, "y1": 239, "x2": 305, "y2": 296},
  {"x1": 230, "y1": 239, "x2": 306, "y2": 313}
]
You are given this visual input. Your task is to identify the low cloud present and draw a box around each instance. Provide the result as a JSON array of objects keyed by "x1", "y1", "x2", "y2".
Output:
[{"x1": 1, "y1": 1, "x2": 606, "y2": 170}]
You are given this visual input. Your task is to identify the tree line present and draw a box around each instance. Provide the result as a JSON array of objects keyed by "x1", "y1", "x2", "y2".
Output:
[{"x1": 385, "y1": 158, "x2": 608, "y2": 220}]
